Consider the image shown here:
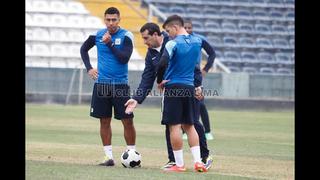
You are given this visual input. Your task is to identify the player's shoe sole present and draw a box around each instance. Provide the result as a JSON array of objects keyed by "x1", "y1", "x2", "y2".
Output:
[{"x1": 163, "y1": 165, "x2": 186, "y2": 172}]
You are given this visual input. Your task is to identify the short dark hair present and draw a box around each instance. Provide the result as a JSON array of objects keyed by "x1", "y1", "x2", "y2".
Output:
[
  {"x1": 104, "y1": 7, "x2": 120, "y2": 16},
  {"x1": 162, "y1": 15, "x2": 184, "y2": 29},
  {"x1": 140, "y1": 23, "x2": 161, "y2": 36}
]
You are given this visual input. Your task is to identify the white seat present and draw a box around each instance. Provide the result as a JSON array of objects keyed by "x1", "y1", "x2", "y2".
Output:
[
  {"x1": 67, "y1": 1, "x2": 89, "y2": 14},
  {"x1": 49, "y1": 1, "x2": 68, "y2": 13},
  {"x1": 26, "y1": 0, "x2": 32, "y2": 12},
  {"x1": 32, "y1": 0, "x2": 50, "y2": 12},
  {"x1": 26, "y1": 13, "x2": 33, "y2": 26},
  {"x1": 50, "y1": 29, "x2": 67, "y2": 42},
  {"x1": 68, "y1": 30, "x2": 86, "y2": 42},
  {"x1": 68, "y1": 15, "x2": 85, "y2": 28},
  {"x1": 68, "y1": 44, "x2": 82, "y2": 58},
  {"x1": 32, "y1": 28, "x2": 50, "y2": 41},
  {"x1": 32, "y1": 14, "x2": 50, "y2": 27},
  {"x1": 85, "y1": 16, "x2": 103, "y2": 29},
  {"x1": 88, "y1": 46, "x2": 98, "y2": 58},
  {"x1": 25, "y1": 28, "x2": 33, "y2": 40},
  {"x1": 50, "y1": 14, "x2": 68, "y2": 27},
  {"x1": 32, "y1": 43, "x2": 50, "y2": 56},
  {"x1": 25, "y1": 44, "x2": 32, "y2": 56},
  {"x1": 51, "y1": 44, "x2": 67, "y2": 57}
]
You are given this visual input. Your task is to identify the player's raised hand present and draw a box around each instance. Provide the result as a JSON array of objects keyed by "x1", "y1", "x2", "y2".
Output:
[
  {"x1": 124, "y1": 99, "x2": 138, "y2": 114},
  {"x1": 102, "y1": 32, "x2": 112, "y2": 44},
  {"x1": 88, "y1": 68, "x2": 98, "y2": 80}
]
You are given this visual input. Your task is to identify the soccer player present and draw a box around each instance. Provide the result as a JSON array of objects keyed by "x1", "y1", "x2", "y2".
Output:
[
  {"x1": 158, "y1": 15, "x2": 207, "y2": 172},
  {"x1": 80, "y1": 7, "x2": 136, "y2": 167},
  {"x1": 125, "y1": 22, "x2": 214, "y2": 170},
  {"x1": 183, "y1": 19, "x2": 215, "y2": 140}
]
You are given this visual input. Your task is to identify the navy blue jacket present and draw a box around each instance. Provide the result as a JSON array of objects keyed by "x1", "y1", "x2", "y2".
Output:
[{"x1": 133, "y1": 32, "x2": 202, "y2": 104}]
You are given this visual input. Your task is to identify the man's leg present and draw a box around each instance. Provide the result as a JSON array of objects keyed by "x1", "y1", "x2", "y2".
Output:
[
  {"x1": 200, "y1": 100, "x2": 211, "y2": 133},
  {"x1": 165, "y1": 125, "x2": 175, "y2": 162},
  {"x1": 121, "y1": 118, "x2": 136, "y2": 148},
  {"x1": 169, "y1": 124, "x2": 185, "y2": 168},
  {"x1": 99, "y1": 117, "x2": 115, "y2": 166}
]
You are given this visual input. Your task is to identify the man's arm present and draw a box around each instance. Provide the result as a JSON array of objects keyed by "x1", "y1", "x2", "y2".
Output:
[
  {"x1": 106, "y1": 36, "x2": 133, "y2": 64},
  {"x1": 156, "y1": 49, "x2": 169, "y2": 84},
  {"x1": 201, "y1": 39, "x2": 216, "y2": 73},
  {"x1": 80, "y1": 35, "x2": 96, "y2": 72},
  {"x1": 132, "y1": 52, "x2": 157, "y2": 104}
]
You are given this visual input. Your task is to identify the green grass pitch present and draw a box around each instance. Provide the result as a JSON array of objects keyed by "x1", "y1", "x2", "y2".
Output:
[{"x1": 26, "y1": 104, "x2": 294, "y2": 180}]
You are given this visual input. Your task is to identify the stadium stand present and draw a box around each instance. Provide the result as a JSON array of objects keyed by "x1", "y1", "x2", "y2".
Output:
[{"x1": 141, "y1": 0, "x2": 295, "y2": 74}]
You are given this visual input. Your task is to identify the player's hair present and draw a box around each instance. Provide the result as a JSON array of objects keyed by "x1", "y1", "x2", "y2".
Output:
[
  {"x1": 162, "y1": 15, "x2": 184, "y2": 28},
  {"x1": 140, "y1": 23, "x2": 161, "y2": 36},
  {"x1": 104, "y1": 7, "x2": 120, "y2": 16}
]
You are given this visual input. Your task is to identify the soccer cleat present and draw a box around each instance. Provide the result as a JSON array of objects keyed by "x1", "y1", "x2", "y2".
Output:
[
  {"x1": 194, "y1": 162, "x2": 207, "y2": 172},
  {"x1": 182, "y1": 133, "x2": 188, "y2": 140},
  {"x1": 161, "y1": 161, "x2": 176, "y2": 169},
  {"x1": 163, "y1": 165, "x2": 186, "y2": 172},
  {"x1": 98, "y1": 156, "x2": 115, "y2": 166},
  {"x1": 205, "y1": 132, "x2": 214, "y2": 140},
  {"x1": 202, "y1": 155, "x2": 213, "y2": 170}
]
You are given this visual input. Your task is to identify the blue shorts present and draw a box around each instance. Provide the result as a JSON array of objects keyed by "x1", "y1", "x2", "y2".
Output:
[
  {"x1": 90, "y1": 83, "x2": 134, "y2": 120},
  {"x1": 161, "y1": 84, "x2": 197, "y2": 125}
]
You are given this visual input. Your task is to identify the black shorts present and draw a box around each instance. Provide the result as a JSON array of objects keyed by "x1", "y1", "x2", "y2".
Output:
[
  {"x1": 90, "y1": 83, "x2": 134, "y2": 120},
  {"x1": 161, "y1": 84, "x2": 197, "y2": 125}
]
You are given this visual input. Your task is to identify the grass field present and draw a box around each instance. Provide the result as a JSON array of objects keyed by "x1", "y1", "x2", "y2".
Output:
[{"x1": 26, "y1": 104, "x2": 294, "y2": 180}]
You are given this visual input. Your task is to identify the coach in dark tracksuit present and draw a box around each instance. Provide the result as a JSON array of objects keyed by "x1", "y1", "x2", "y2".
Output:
[{"x1": 124, "y1": 22, "x2": 215, "y2": 170}]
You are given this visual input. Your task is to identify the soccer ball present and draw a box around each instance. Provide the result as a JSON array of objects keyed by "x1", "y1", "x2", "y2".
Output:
[{"x1": 120, "y1": 149, "x2": 141, "y2": 168}]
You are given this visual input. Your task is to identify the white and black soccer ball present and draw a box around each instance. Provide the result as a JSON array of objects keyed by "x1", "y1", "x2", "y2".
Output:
[{"x1": 120, "y1": 149, "x2": 141, "y2": 168}]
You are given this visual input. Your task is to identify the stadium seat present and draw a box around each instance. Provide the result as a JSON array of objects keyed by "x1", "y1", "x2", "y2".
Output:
[
  {"x1": 236, "y1": 9, "x2": 253, "y2": 20},
  {"x1": 266, "y1": 0, "x2": 284, "y2": 8},
  {"x1": 68, "y1": 45, "x2": 82, "y2": 58},
  {"x1": 259, "y1": 67, "x2": 275, "y2": 74},
  {"x1": 258, "y1": 52, "x2": 276, "y2": 64},
  {"x1": 221, "y1": 21, "x2": 238, "y2": 33},
  {"x1": 255, "y1": 23, "x2": 272, "y2": 35},
  {"x1": 219, "y1": 0, "x2": 234, "y2": 6},
  {"x1": 32, "y1": 28, "x2": 50, "y2": 41},
  {"x1": 26, "y1": 13, "x2": 33, "y2": 26},
  {"x1": 203, "y1": 7, "x2": 221, "y2": 18},
  {"x1": 269, "y1": 10, "x2": 285, "y2": 21},
  {"x1": 276, "y1": 68, "x2": 292, "y2": 74},
  {"x1": 223, "y1": 36, "x2": 238, "y2": 47},
  {"x1": 228, "y1": 66, "x2": 241, "y2": 72},
  {"x1": 256, "y1": 37, "x2": 273, "y2": 49},
  {"x1": 283, "y1": 0, "x2": 295, "y2": 8},
  {"x1": 220, "y1": 8, "x2": 235, "y2": 19},
  {"x1": 33, "y1": 14, "x2": 50, "y2": 27},
  {"x1": 242, "y1": 67, "x2": 258, "y2": 73},
  {"x1": 50, "y1": 14, "x2": 67, "y2": 27},
  {"x1": 26, "y1": 0, "x2": 32, "y2": 12},
  {"x1": 204, "y1": 21, "x2": 221, "y2": 32},
  {"x1": 273, "y1": 38, "x2": 290, "y2": 49},
  {"x1": 271, "y1": 24, "x2": 288, "y2": 35},
  {"x1": 238, "y1": 22, "x2": 254, "y2": 34},
  {"x1": 285, "y1": 10, "x2": 295, "y2": 21},
  {"x1": 253, "y1": 9, "x2": 269, "y2": 20},
  {"x1": 275, "y1": 52, "x2": 292, "y2": 64},
  {"x1": 224, "y1": 51, "x2": 241, "y2": 62},
  {"x1": 51, "y1": 44, "x2": 68, "y2": 57},
  {"x1": 239, "y1": 37, "x2": 256, "y2": 48},
  {"x1": 26, "y1": 44, "x2": 32, "y2": 56},
  {"x1": 207, "y1": 35, "x2": 222, "y2": 47},
  {"x1": 49, "y1": 1, "x2": 67, "y2": 13},
  {"x1": 50, "y1": 29, "x2": 67, "y2": 42},
  {"x1": 169, "y1": 6, "x2": 185, "y2": 16},
  {"x1": 289, "y1": 38, "x2": 294, "y2": 49},
  {"x1": 288, "y1": 24, "x2": 294, "y2": 35},
  {"x1": 68, "y1": 30, "x2": 86, "y2": 43},
  {"x1": 241, "y1": 51, "x2": 259, "y2": 63},
  {"x1": 251, "y1": 0, "x2": 267, "y2": 7},
  {"x1": 88, "y1": 46, "x2": 98, "y2": 58},
  {"x1": 85, "y1": 16, "x2": 104, "y2": 29},
  {"x1": 186, "y1": 7, "x2": 201, "y2": 18},
  {"x1": 214, "y1": 50, "x2": 223, "y2": 61},
  {"x1": 32, "y1": 43, "x2": 50, "y2": 57},
  {"x1": 67, "y1": 1, "x2": 89, "y2": 14},
  {"x1": 233, "y1": 0, "x2": 251, "y2": 7},
  {"x1": 67, "y1": 15, "x2": 85, "y2": 28},
  {"x1": 32, "y1": 0, "x2": 50, "y2": 12},
  {"x1": 26, "y1": 28, "x2": 33, "y2": 40},
  {"x1": 191, "y1": 21, "x2": 204, "y2": 32}
]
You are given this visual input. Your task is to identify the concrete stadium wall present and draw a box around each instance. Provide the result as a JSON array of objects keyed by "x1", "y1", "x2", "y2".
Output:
[{"x1": 26, "y1": 67, "x2": 294, "y2": 109}]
